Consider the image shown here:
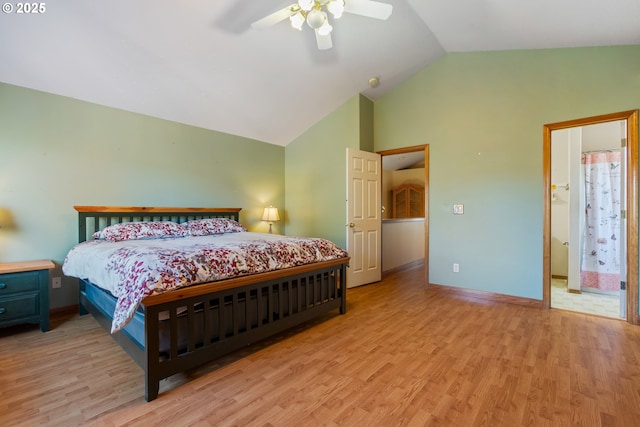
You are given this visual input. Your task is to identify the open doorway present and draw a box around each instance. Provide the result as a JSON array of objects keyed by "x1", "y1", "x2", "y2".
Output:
[
  {"x1": 377, "y1": 145, "x2": 429, "y2": 285},
  {"x1": 551, "y1": 121, "x2": 625, "y2": 318},
  {"x1": 543, "y1": 110, "x2": 639, "y2": 325}
]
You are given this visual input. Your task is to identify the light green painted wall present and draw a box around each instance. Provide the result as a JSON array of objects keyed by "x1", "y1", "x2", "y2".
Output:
[
  {"x1": 284, "y1": 95, "x2": 365, "y2": 248},
  {"x1": 359, "y1": 94, "x2": 374, "y2": 152},
  {"x1": 0, "y1": 82, "x2": 284, "y2": 309},
  {"x1": 5, "y1": 45, "x2": 637, "y2": 310},
  {"x1": 374, "y1": 45, "x2": 640, "y2": 301}
]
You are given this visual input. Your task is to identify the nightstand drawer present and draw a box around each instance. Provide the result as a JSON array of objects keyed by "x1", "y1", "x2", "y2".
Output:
[
  {"x1": 0, "y1": 293, "x2": 39, "y2": 322},
  {"x1": 0, "y1": 261, "x2": 53, "y2": 332},
  {"x1": 0, "y1": 271, "x2": 40, "y2": 296}
]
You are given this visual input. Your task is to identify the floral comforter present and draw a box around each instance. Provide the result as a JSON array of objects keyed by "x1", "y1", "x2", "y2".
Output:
[{"x1": 62, "y1": 232, "x2": 348, "y2": 333}]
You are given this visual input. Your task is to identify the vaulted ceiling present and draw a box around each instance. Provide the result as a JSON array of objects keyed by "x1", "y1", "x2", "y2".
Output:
[{"x1": 1, "y1": 0, "x2": 638, "y2": 146}]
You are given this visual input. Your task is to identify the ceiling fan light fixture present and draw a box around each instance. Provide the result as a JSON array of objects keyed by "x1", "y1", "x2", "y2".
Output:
[
  {"x1": 252, "y1": 0, "x2": 393, "y2": 51},
  {"x1": 327, "y1": 0, "x2": 345, "y2": 19},
  {"x1": 290, "y1": 12, "x2": 305, "y2": 30},
  {"x1": 306, "y1": 9, "x2": 326, "y2": 29}
]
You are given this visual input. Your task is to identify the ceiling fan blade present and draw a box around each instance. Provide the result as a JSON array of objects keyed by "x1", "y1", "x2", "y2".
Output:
[
  {"x1": 315, "y1": 29, "x2": 333, "y2": 50},
  {"x1": 344, "y1": 0, "x2": 393, "y2": 20},
  {"x1": 251, "y1": 4, "x2": 297, "y2": 29}
]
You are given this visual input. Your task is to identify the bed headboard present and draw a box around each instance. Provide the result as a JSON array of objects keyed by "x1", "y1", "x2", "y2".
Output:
[{"x1": 74, "y1": 206, "x2": 242, "y2": 242}]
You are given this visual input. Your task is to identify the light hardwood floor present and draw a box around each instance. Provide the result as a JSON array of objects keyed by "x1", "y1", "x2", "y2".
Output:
[{"x1": 2, "y1": 265, "x2": 640, "y2": 427}]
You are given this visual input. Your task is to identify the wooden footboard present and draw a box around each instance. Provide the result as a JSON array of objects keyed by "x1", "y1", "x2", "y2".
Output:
[
  {"x1": 74, "y1": 206, "x2": 348, "y2": 401},
  {"x1": 80, "y1": 258, "x2": 347, "y2": 401}
]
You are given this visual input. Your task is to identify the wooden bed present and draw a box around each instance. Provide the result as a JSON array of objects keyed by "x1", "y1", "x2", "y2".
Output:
[{"x1": 73, "y1": 206, "x2": 349, "y2": 401}]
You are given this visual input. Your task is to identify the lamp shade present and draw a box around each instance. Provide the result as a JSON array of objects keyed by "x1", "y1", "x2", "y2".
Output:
[
  {"x1": 0, "y1": 207, "x2": 16, "y2": 230},
  {"x1": 262, "y1": 206, "x2": 280, "y2": 222}
]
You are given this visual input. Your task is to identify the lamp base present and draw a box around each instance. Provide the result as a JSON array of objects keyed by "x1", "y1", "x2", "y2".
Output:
[{"x1": 268, "y1": 223, "x2": 273, "y2": 234}]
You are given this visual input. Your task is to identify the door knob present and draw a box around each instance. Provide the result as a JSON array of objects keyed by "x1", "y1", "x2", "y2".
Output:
[{"x1": 347, "y1": 222, "x2": 355, "y2": 228}]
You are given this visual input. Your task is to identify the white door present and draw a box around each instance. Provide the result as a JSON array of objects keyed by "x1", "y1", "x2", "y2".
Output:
[
  {"x1": 346, "y1": 148, "x2": 381, "y2": 288},
  {"x1": 567, "y1": 127, "x2": 582, "y2": 292},
  {"x1": 619, "y1": 120, "x2": 627, "y2": 318}
]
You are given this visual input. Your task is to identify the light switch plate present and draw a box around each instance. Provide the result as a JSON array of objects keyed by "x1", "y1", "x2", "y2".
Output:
[{"x1": 453, "y1": 204, "x2": 464, "y2": 215}]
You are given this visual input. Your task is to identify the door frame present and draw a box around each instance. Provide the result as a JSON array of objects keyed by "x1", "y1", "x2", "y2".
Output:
[
  {"x1": 543, "y1": 110, "x2": 639, "y2": 324},
  {"x1": 377, "y1": 144, "x2": 430, "y2": 285}
]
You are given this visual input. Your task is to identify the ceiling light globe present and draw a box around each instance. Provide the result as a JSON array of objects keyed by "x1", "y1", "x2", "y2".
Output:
[
  {"x1": 327, "y1": 0, "x2": 345, "y2": 19},
  {"x1": 318, "y1": 21, "x2": 333, "y2": 36},
  {"x1": 290, "y1": 12, "x2": 305, "y2": 30},
  {"x1": 306, "y1": 9, "x2": 326, "y2": 29},
  {"x1": 298, "y1": 0, "x2": 314, "y2": 12}
]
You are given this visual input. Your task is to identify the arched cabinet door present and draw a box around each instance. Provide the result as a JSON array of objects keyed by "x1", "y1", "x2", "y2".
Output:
[{"x1": 392, "y1": 183, "x2": 424, "y2": 218}]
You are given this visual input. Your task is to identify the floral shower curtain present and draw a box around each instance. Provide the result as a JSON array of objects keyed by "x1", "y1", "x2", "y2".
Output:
[{"x1": 580, "y1": 150, "x2": 621, "y2": 292}]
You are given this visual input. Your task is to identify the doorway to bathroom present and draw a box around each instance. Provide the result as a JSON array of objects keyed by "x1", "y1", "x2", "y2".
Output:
[{"x1": 542, "y1": 110, "x2": 639, "y2": 324}]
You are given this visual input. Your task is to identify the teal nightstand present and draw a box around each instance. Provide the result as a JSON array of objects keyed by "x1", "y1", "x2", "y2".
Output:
[{"x1": 0, "y1": 260, "x2": 54, "y2": 332}]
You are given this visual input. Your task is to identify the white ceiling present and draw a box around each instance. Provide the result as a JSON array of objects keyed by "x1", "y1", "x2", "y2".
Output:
[
  {"x1": 1, "y1": 0, "x2": 638, "y2": 146},
  {"x1": 382, "y1": 151, "x2": 424, "y2": 171}
]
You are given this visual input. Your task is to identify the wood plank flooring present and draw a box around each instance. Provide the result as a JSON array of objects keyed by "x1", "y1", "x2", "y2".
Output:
[{"x1": 1, "y1": 265, "x2": 640, "y2": 426}]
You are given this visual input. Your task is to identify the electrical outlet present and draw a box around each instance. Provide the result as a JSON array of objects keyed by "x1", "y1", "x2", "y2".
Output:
[
  {"x1": 52, "y1": 277, "x2": 61, "y2": 289},
  {"x1": 453, "y1": 263, "x2": 459, "y2": 273}
]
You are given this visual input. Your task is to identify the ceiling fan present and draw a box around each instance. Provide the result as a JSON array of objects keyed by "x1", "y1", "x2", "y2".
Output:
[{"x1": 251, "y1": 0, "x2": 393, "y2": 50}]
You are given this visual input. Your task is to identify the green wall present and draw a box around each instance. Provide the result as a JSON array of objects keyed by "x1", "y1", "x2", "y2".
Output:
[
  {"x1": 374, "y1": 45, "x2": 640, "y2": 300},
  {"x1": 284, "y1": 94, "x2": 373, "y2": 248},
  {"x1": 0, "y1": 82, "x2": 284, "y2": 309},
  {"x1": 4, "y1": 45, "x2": 638, "y2": 311}
]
